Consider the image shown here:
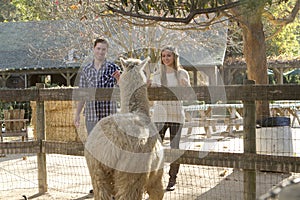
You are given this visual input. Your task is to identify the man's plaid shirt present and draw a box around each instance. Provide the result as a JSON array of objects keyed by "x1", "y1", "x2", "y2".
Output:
[{"x1": 79, "y1": 60, "x2": 121, "y2": 122}]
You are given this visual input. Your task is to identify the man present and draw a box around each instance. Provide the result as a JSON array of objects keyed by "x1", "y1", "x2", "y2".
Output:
[
  {"x1": 74, "y1": 38, "x2": 121, "y2": 194},
  {"x1": 74, "y1": 38, "x2": 121, "y2": 134}
]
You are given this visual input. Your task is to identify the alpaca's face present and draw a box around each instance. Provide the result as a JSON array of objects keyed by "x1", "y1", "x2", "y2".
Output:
[{"x1": 119, "y1": 57, "x2": 150, "y2": 87}]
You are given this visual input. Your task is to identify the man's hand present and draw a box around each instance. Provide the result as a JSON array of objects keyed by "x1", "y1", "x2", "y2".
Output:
[
  {"x1": 112, "y1": 70, "x2": 121, "y2": 82},
  {"x1": 74, "y1": 114, "x2": 80, "y2": 128}
]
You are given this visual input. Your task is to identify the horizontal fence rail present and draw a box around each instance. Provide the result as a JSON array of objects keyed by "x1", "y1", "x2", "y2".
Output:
[
  {"x1": 0, "y1": 85, "x2": 300, "y2": 101},
  {"x1": 2, "y1": 141, "x2": 300, "y2": 174}
]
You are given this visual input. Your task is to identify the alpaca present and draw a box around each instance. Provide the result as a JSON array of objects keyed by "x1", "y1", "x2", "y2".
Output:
[{"x1": 84, "y1": 57, "x2": 164, "y2": 200}]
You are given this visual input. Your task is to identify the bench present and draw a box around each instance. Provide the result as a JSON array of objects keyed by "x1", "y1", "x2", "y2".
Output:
[{"x1": 0, "y1": 109, "x2": 29, "y2": 142}]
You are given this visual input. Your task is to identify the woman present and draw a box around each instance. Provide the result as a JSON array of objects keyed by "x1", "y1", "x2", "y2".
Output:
[{"x1": 151, "y1": 45, "x2": 191, "y2": 191}]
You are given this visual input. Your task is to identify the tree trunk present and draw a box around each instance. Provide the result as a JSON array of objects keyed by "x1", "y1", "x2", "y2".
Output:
[{"x1": 238, "y1": 6, "x2": 270, "y2": 122}]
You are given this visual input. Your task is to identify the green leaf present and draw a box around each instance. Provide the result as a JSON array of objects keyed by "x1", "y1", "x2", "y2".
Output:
[
  {"x1": 140, "y1": 2, "x2": 150, "y2": 14},
  {"x1": 166, "y1": 0, "x2": 175, "y2": 15},
  {"x1": 121, "y1": 0, "x2": 128, "y2": 7}
]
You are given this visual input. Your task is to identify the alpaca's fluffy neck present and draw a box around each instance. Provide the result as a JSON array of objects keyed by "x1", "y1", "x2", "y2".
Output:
[{"x1": 120, "y1": 85, "x2": 150, "y2": 117}]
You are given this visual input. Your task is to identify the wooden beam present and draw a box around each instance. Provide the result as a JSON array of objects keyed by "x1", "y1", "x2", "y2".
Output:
[
  {"x1": 0, "y1": 88, "x2": 38, "y2": 101},
  {"x1": 43, "y1": 141, "x2": 84, "y2": 156},
  {"x1": 36, "y1": 83, "x2": 47, "y2": 194},
  {"x1": 1, "y1": 85, "x2": 300, "y2": 102},
  {"x1": 0, "y1": 141, "x2": 39, "y2": 154},
  {"x1": 2, "y1": 141, "x2": 300, "y2": 173},
  {"x1": 164, "y1": 149, "x2": 300, "y2": 173},
  {"x1": 60, "y1": 72, "x2": 76, "y2": 86},
  {"x1": 243, "y1": 80, "x2": 256, "y2": 200}
]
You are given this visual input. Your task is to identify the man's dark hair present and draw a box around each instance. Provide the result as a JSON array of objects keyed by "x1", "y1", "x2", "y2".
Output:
[{"x1": 94, "y1": 38, "x2": 109, "y2": 48}]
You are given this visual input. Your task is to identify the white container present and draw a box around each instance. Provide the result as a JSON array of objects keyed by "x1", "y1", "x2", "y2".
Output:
[{"x1": 256, "y1": 126, "x2": 293, "y2": 156}]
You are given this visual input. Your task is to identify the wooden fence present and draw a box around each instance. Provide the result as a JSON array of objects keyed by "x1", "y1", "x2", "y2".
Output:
[{"x1": 1, "y1": 83, "x2": 300, "y2": 199}]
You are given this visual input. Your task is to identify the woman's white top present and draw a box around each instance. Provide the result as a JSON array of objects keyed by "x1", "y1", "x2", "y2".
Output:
[{"x1": 151, "y1": 69, "x2": 190, "y2": 124}]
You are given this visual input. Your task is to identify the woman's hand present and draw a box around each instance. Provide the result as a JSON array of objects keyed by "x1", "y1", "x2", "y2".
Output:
[
  {"x1": 147, "y1": 79, "x2": 152, "y2": 87},
  {"x1": 180, "y1": 78, "x2": 190, "y2": 86}
]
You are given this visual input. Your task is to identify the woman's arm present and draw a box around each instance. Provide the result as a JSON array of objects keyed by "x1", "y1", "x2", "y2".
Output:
[{"x1": 179, "y1": 70, "x2": 191, "y2": 86}]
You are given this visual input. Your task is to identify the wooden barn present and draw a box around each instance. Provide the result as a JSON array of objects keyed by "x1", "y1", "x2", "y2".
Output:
[
  {"x1": 0, "y1": 19, "x2": 232, "y2": 88},
  {"x1": 0, "y1": 20, "x2": 90, "y2": 88}
]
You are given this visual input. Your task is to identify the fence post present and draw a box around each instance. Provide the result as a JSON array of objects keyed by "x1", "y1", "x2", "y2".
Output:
[
  {"x1": 36, "y1": 83, "x2": 47, "y2": 193},
  {"x1": 243, "y1": 79, "x2": 256, "y2": 200}
]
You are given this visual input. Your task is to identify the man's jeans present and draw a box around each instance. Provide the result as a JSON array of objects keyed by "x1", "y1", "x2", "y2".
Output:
[{"x1": 85, "y1": 120, "x2": 98, "y2": 135}]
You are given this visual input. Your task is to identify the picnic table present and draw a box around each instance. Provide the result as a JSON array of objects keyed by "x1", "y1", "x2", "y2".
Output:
[
  {"x1": 184, "y1": 104, "x2": 244, "y2": 137},
  {"x1": 270, "y1": 101, "x2": 300, "y2": 127},
  {"x1": 184, "y1": 101, "x2": 300, "y2": 138}
]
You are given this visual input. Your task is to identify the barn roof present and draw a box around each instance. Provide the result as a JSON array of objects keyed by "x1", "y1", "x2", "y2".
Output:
[
  {"x1": 0, "y1": 20, "x2": 88, "y2": 72},
  {"x1": 0, "y1": 19, "x2": 228, "y2": 72}
]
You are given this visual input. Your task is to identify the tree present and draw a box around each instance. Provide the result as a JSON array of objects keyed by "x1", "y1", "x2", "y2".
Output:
[{"x1": 105, "y1": 0, "x2": 299, "y2": 121}]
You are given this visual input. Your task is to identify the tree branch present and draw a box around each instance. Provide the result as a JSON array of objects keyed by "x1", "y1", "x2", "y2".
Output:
[
  {"x1": 106, "y1": 1, "x2": 243, "y2": 24},
  {"x1": 264, "y1": 0, "x2": 299, "y2": 26},
  {"x1": 264, "y1": 0, "x2": 299, "y2": 41}
]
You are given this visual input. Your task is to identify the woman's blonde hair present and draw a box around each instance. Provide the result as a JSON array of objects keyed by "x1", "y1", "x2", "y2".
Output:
[{"x1": 160, "y1": 45, "x2": 182, "y2": 86}]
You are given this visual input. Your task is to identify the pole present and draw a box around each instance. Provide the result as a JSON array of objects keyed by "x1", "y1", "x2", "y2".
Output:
[
  {"x1": 243, "y1": 79, "x2": 256, "y2": 200},
  {"x1": 36, "y1": 83, "x2": 47, "y2": 193}
]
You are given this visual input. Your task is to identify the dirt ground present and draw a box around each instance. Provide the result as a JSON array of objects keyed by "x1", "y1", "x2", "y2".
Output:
[
  {"x1": 0, "y1": 162, "x2": 296, "y2": 200},
  {"x1": 1, "y1": 126, "x2": 300, "y2": 199}
]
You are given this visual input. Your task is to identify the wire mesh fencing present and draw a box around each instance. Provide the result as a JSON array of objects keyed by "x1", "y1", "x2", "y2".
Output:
[
  {"x1": 1, "y1": 154, "x2": 299, "y2": 199},
  {"x1": 1, "y1": 86, "x2": 300, "y2": 199}
]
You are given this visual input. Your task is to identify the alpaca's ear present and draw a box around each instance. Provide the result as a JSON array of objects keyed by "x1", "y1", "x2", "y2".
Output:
[
  {"x1": 120, "y1": 58, "x2": 127, "y2": 69},
  {"x1": 143, "y1": 56, "x2": 151, "y2": 64},
  {"x1": 139, "y1": 56, "x2": 150, "y2": 70}
]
